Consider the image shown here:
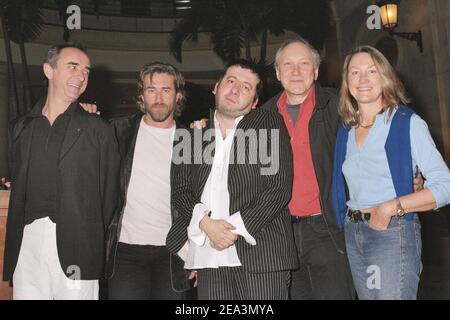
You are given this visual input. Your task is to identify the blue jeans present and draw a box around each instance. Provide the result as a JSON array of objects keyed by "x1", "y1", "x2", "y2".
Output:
[{"x1": 344, "y1": 214, "x2": 423, "y2": 300}]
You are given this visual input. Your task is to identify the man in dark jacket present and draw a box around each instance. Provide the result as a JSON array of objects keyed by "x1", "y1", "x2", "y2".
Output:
[
  {"x1": 3, "y1": 43, "x2": 120, "y2": 299},
  {"x1": 261, "y1": 37, "x2": 356, "y2": 300},
  {"x1": 105, "y1": 62, "x2": 192, "y2": 300}
]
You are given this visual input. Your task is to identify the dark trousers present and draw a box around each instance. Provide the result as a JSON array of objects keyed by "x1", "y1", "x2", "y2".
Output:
[
  {"x1": 197, "y1": 266, "x2": 290, "y2": 300},
  {"x1": 108, "y1": 242, "x2": 187, "y2": 300},
  {"x1": 290, "y1": 214, "x2": 356, "y2": 300}
]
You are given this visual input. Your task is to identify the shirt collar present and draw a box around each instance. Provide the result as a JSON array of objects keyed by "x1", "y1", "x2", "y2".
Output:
[
  {"x1": 213, "y1": 110, "x2": 244, "y2": 127},
  {"x1": 277, "y1": 84, "x2": 316, "y2": 111},
  {"x1": 28, "y1": 97, "x2": 79, "y2": 118}
]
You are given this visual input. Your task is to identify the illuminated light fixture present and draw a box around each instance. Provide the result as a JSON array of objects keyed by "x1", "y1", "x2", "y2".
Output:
[
  {"x1": 175, "y1": 0, "x2": 191, "y2": 10},
  {"x1": 377, "y1": 0, "x2": 423, "y2": 52}
]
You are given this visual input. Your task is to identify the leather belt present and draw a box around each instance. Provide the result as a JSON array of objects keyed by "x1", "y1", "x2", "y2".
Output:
[
  {"x1": 291, "y1": 213, "x2": 322, "y2": 223},
  {"x1": 347, "y1": 209, "x2": 371, "y2": 222}
]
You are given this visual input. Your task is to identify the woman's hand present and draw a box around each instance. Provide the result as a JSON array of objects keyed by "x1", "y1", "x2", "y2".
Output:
[
  {"x1": 188, "y1": 271, "x2": 198, "y2": 287},
  {"x1": 362, "y1": 199, "x2": 396, "y2": 231}
]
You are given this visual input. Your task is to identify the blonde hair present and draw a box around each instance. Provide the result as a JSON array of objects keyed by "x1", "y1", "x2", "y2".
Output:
[{"x1": 338, "y1": 45, "x2": 410, "y2": 126}]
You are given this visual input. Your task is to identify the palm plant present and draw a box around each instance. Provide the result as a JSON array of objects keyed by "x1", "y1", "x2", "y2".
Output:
[
  {"x1": 170, "y1": 0, "x2": 330, "y2": 103},
  {"x1": 0, "y1": 0, "x2": 44, "y2": 119},
  {"x1": 8, "y1": 0, "x2": 44, "y2": 113},
  {"x1": 169, "y1": 0, "x2": 330, "y2": 66},
  {"x1": 0, "y1": 0, "x2": 19, "y2": 120}
]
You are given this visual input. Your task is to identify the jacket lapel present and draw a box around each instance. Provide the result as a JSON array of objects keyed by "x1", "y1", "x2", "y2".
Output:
[
  {"x1": 123, "y1": 113, "x2": 143, "y2": 167},
  {"x1": 313, "y1": 83, "x2": 330, "y2": 111},
  {"x1": 196, "y1": 111, "x2": 215, "y2": 195},
  {"x1": 13, "y1": 117, "x2": 35, "y2": 180},
  {"x1": 12, "y1": 96, "x2": 45, "y2": 142},
  {"x1": 196, "y1": 127, "x2": 214, "y2": 195},
  {"x1": 227, "y1": 112, "x2": 252, "y2": 179},
  {"x1": 59, "y1": 107, "x2": 83, "y2": 162},
  {"x1": 12, "y1": 116, "x2": 34, "y2": 142}
]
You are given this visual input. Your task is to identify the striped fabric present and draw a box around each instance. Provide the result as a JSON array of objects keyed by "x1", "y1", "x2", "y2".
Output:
[
  {"x1": 166, "y1": 108, "x2": 298, "y2": 279},
  {"x1": 197, "y1": 266, "x2": 290, "y2": 300}
]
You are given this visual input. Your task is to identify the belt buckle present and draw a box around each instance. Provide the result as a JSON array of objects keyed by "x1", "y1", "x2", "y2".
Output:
[
  {"x1": 353, "y1": 210, "x2": 362, "y2": 222},
  {"x1": 348, "y1": 209, "x2": 364, "y2": 222}
]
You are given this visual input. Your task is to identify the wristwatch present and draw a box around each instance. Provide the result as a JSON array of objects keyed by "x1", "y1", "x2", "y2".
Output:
[{"x1": 395, "y1": 197, "x2": 406, "y2": 219}]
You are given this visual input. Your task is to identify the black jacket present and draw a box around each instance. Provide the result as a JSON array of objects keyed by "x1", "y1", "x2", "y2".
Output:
[
  {"x1": 3, "y1": 100, "x2": 120, "y2": 281},
  {"x1": 105, "y1": 113, "x2": 191, "y2": 292},
  {"x1": 166, "y1": 107, "x2": 298, "y2": 272},
  {"x1": 261, "y1": 83, "x2": 342, "y2": 235}
]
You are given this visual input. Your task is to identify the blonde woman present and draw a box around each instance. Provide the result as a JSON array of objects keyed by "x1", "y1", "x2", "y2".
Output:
[{"x1": 332, "y1": 46, "x2": 450, "y2": 299}]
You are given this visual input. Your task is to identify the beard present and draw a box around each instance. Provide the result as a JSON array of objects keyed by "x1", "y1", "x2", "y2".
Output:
[
  {"x1": 216, "y1": 103, "x2": 252, "y2": 119},
  {"x1": 144, "y1": 102, "x2": 175, "y2": 122},
  {"x1": 216, "y1": 97, "x2": 251, "y2": 119}
]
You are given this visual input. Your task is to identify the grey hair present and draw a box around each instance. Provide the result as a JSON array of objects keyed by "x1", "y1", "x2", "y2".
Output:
[
  {"x1": 45, "y1": 43, "x2": 88, "y2": 68},
  {"x1": 274, "y1": 37, "x2": 321, "y2": 70}
]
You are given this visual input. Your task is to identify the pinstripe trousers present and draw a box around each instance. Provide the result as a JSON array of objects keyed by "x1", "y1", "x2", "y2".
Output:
[{"x1": 196, "y1": 266, "x2": 290, "y2": 300}]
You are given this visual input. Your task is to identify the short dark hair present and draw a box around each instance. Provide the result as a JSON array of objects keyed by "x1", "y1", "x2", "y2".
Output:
[
  {"x1": 220, "y1": 59, "x2": 263, "y2": 101},
  {"x1": 45, "y1": 43, "x2": 88, "y2": 68},
  {"x1": 137, "y1": 62, "x2": 186, "y2": 116}
]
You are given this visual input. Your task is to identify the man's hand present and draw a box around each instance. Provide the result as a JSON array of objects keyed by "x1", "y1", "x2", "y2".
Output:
[
  {"x1": 362, "y1": 199, "x2": 396, "y2": 231},
  {"x1": 413, "y1": 171, "x2": 424, "y2": 192},
  {"x1": 189, "y1": 118, "x2": 208, "y2": 129},
  {"x1": 189, "y1": 271, "x2": 198, "y2": 287},
  {"x1": 80, "y1": 102, "x2": 100, "y2": 115},
  {"x1": 199, "y1": 216, "x2": 238, "y2": 251}
]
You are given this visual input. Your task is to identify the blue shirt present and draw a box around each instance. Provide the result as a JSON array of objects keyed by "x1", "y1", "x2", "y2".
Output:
[{"x1": 343, "y1": 108, "x2": 450, "y2": 210}]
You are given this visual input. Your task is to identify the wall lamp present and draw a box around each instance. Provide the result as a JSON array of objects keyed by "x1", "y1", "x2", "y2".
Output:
[{"x1": 377, "y1": 0, "x2": 423, "y2": 52}]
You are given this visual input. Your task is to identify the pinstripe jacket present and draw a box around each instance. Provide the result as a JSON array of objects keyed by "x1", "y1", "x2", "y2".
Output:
[{"x1": 166, "y1": 107, "x2": 298, "y2": 273}]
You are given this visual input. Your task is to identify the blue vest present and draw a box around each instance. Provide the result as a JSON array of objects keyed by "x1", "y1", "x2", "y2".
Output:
[{"x1": 332, "y1": 105, "x2": 416, "y2": 229}]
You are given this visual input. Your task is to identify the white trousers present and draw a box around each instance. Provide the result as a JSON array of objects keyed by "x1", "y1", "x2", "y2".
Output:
[{"x1": 13, "y1": 217, "x2": 99, "y2": 300}]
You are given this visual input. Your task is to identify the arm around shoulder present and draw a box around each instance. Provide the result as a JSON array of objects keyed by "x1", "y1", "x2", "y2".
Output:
[{"x1": 409, "y1": 114, "x2": 450, "y2": 209}]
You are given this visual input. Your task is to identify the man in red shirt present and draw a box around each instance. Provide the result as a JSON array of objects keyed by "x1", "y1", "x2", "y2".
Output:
[{"x1": 261, "y1": 37, "x2": 355, "y2": 299}]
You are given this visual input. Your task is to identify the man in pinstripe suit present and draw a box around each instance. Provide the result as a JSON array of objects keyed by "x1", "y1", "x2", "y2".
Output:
[{"x1": 166, "y1": 60, "x2": 298, "y2": 300}]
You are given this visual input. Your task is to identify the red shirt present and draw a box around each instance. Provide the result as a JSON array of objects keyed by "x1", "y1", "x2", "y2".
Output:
[{"x1": 277, "y1": 87, "x2": 321, "y2": 216}]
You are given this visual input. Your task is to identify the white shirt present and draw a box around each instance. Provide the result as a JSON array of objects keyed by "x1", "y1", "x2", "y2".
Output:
[
  {"x1": 119, "y1": 118, "x2": 175, "y2": 246},
  {"x1": 185, "y1": 113, "x2": 256, "y2": 270}
]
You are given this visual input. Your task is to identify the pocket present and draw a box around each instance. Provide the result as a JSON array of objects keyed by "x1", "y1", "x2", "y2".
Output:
[
  {"x1": 363, "y1": 219, "x2": 401, "y2": 234},
  {"x1": 413, "y1": 221, "x2": 422, "y2": 260},
  {"x1": 310, "y1": 216, "x2": 330, "y2": 234}
]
